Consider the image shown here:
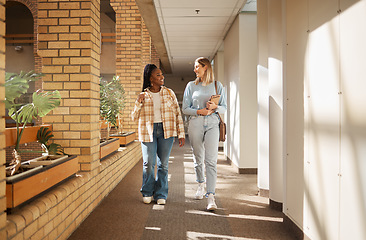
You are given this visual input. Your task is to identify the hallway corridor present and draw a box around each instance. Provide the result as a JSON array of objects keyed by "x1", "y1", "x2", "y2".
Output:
[{"x1": 69, "y1": 139, "x2": 295, "y2": 240}]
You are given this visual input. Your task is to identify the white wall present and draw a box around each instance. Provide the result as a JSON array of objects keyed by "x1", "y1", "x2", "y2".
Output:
[
  {"x1": 224, "y1": 17, "x2": 240, "y2": 167},
  {"x1": 284, "y1": 0, "x2": 366, "y2": 239},
  {"x1": 224, "y1": 13, "x2": 257, "y2": 170},
  {"x1": 257, "y1": 0, "x2": 270, "y2": 192},
  {"x1": 213, "y1": 51, "x2": 226, "y2": 150},
  {"x1": 268, "y1": 0, "x2": 284, "y2": 204},
  {"x1": 239, "y1": 13, "x2": 258, "y2": 170}
]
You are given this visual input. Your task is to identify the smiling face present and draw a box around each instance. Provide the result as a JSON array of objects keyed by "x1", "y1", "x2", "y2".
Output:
[
  {"x1": 150, "y1": 68, "x2": 164, "y2": 87},
  {"x1": 194, "y1": 61, "x2": 207, "y2": 79}
]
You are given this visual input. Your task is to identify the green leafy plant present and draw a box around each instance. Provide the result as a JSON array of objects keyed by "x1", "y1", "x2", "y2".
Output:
[
  {"x1": 5, "y1": 71, "x2": 61, "y2": 176},
  {"x1": 100, "y1": 76, "x2": 125, "y2": 139},
  {"x1": 37, "y1": 126, "x2": 65, "y2": 156}
]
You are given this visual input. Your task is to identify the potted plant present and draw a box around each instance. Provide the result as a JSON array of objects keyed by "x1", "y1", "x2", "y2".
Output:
[
  {"x1": 4, "y1": 71, "x2": 79, "y2": 209},
  {"x1": 26, "y1": 126, "x2": 69, "y2": 167},
  {"x1": 100, "y1": 75, "x2": 135, "y2": 146},
  {"x1": 5, "y1": 71, "x2": 61, "y2": 176},
  {"x1": 99, "y1": 76, "x2": 125, "y2": 158}
]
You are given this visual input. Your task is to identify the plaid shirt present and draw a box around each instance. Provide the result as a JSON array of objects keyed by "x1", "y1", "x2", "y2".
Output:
[{"x1": 131, "y1": 86, "x2": 185, "y2": 142}]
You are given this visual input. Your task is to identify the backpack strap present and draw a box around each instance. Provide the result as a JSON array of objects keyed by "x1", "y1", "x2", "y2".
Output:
[{"x1": 214, "y1": 81, "x2": 223, "y2": 122}]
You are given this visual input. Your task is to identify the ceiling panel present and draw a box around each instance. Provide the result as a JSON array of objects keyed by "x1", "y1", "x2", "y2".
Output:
[
  {"x1": 168, "y1": 36, "x2": 217, "y2": 41},
  {"x1": 162, "y1": 16, "x2": 228, "y2": 25},
  {"x1": 166, "y1": 31, "x2": 223, "y2": 37},
  {"x1": 164, "y1": 24, "x2": 226, "y2": 32},
  {"x1": 156, "y1": 0, "x2": 241, "y2": 8},
  {"x1": 153, "y1": 0, "x2": 249, "y2": 76},
  {"x1": 159, "y1": 8, "x2": 236, "y2": 17}
]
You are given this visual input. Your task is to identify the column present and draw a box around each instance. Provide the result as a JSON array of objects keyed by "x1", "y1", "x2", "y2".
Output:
[
  {"x1": 37, "y1": 0, "x2": 101, "y2": 172},
  {"x1": 0, "y1": 1, "x2": 6, "y2": 238},
  {"x1": 257, "y1": 0, "x2": 270, "y2": 197},
  {"x1": 111, "y1": 0, "x2": 143, "y2": 133},
  {"x1": 268, "y1": 0, "x2": 284, "y2": 208}
]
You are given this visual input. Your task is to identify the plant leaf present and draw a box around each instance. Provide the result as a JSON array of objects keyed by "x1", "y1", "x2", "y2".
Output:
[
  {"x1": 5, "y1": 71, "x2": 43, "y2": 105},
  {"x1": 15, "y1": 90, "x2": 61, "y2": 123},
  {"x1": 37, "y1": 126, "x2": 54, "y2": 145}
]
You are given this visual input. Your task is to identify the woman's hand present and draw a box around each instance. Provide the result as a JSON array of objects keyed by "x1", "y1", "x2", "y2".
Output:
[
  {"x1": 197, "y1": 108, "x2": 214, "y2": 116},
  {"x1": 206, "y1": 101, "x2": 218, "y2": 111},
  {"x1": 137, "y1": 92, "x2": 145, "y2": 103},
  {"x1": 178, "y1": 138, "x2": 185, "y2": 147}
]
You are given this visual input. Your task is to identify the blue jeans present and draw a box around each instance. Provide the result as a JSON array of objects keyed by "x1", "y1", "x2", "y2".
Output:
[
  {"x1": 188, "y1": 114, "x2": 220, "y2": 195},
  {"x1": 141, "y1": 123, "x2": 174, "y2": 200}
]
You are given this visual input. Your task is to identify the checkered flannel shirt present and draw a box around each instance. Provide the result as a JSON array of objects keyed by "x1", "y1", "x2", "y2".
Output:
[{"x1": 131, "y1": 86, "x2": 185, "y2": 142}]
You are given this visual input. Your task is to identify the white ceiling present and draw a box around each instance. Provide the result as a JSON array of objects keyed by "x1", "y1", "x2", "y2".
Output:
[{"x1": 153, "y1": 0, "x2": 252, "y2": 76}]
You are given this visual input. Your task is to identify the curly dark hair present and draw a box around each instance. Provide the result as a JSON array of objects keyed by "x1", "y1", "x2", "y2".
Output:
[{"x1": 142, "y1": 64, "x2": 158, "y2": 91}]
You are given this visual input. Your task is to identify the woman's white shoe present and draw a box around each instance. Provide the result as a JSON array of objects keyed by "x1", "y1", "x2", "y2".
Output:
[
  {"x1": 195, "y1": 182, "x2": 205, "y2": 200},
  {"x1": 157, "y1": 199, "x2": 166, "y2": 205},
  {"x1": 143, "y1": 196, "x2": 152, "y2": 204},
  {"x1": 206, "y1": 194, "x2": 217, "y2": 210}
]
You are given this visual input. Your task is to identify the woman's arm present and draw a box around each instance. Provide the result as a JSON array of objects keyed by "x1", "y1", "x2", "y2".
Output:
[
  {"x1": 182, "y1": 82, "x2": 196, "y2": 115},
  {"x1": 131, "y1": 92, "x2": 145, "y2": 121}
]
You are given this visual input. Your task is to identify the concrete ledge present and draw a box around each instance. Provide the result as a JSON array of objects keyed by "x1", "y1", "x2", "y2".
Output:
[{"x1": 6, "y1": 141, "x2": 142, "y2": 240}]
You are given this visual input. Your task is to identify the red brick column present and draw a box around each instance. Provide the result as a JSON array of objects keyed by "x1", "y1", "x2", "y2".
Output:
[
  {"x1": 37, "y1": 0, "x2": 101, "y2": 172},
  {"x1": 0, "y1": 1, "x2": 6, "y2": 238},
  {"x1": 111, "y1": 0, "x2": 142, "y2": 133}
]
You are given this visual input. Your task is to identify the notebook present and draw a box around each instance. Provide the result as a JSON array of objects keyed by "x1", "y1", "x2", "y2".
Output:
[{"x1": 209, "y1": 95, "x2": 220, "y2": 105}]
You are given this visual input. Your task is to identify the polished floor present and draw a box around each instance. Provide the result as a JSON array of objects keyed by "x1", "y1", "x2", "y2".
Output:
[{"x1": 69, "y1": 139, "x2": 296, "y2": 240}]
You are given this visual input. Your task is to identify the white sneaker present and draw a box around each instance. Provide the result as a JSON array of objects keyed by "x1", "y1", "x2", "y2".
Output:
[
  {"x1": 143, "y1": 196, "x2": 152, "y2": 204},
  {"x1": 157, "y1": 199, "x2": 166, "y2": 205},
  {"x1": 195, "y1": 182, "x2": 205, "y2": 200},
  {"x1": 207, "y1": 194, "x2": 217, "y2": 210}
]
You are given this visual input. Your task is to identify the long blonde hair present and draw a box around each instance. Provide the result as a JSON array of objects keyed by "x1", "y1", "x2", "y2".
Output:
[{"x1": 194, "y1": 57, "x2": 214, "y2": 86}]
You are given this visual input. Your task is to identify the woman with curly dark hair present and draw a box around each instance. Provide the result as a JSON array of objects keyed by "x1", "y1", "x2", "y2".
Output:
[{"x1": 132, "y1": 64, "x2": 185, "y2": 205}]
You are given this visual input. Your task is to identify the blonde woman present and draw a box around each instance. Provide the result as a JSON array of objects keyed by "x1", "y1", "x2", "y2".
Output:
[
  {"x1": 182, "y1": 57, "x2": 227, "y2": 210},
  {"x1": 132, "y1": 64, "x2": 185, "y2": 205}
]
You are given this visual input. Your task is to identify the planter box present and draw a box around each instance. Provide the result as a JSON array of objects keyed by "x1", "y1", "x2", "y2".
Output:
[
  {"x1": 110, "y1": 132, "x2": 136, "y2": 146},
  {"x1": 100, "y1": 138, "x2": 119, "y2": 159},
  {"x1": 28, "y1": 155, "x2": 69, "y2": 167},
  {"x1": 6, "y1": 155, "x2": 79, "y2": 209},
  {"x1": 5, "y1": 124, "x2": 52, "y2": 147}
]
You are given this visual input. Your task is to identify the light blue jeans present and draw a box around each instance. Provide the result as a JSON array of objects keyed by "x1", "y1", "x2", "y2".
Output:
[
  {"x1": 188, "y1": 114, "x2": 220, "y2": 195},
  {"x1": 141, "y1": 123, "x2": 174, "y2": 200}
]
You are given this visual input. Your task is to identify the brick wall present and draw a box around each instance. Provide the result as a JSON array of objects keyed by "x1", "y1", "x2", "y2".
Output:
[
  {"x1": 6, "y1": 142, "x2": 142, "y2": 240},
  {"x1": 142, "y1": 21, "x2": 151, "y2": 67},
  {"x1": 151, "y1": 43, "x2": 160, "y2": 69},
  {"x1": 37, "y1": 0, "x2": 101, "y2": 172},
  {"x1": 111, "y1": 0, "x2": 142, "y2": 134},
  {"x1": 6, "y1": 142, "x2": 42, "y2": 162},
  {"x1": 3, "y1": 1, "x2": 159, "y2": 239},
  {"x1": 0, "y1": 1, "x2": 6, "y2": 239}
]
